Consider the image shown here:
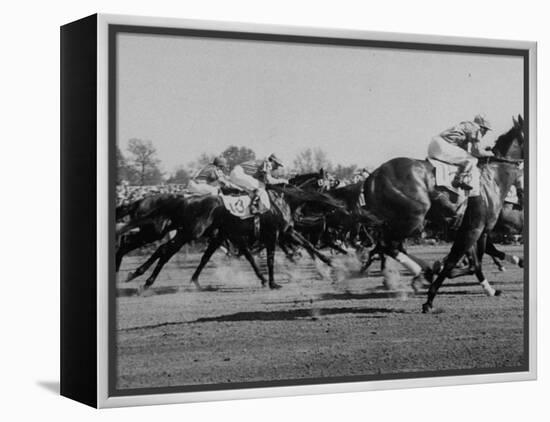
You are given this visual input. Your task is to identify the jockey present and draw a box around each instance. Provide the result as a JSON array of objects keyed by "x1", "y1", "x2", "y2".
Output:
[
  {"x1": 428, "y1": 114, "x2": 492, "y2": 190},
  {"x1": 188, "y1": 156, "x2": 232, "y2": 195},
  {"x1": 229, "y1": 153, "x2": 288, "y2": 213}
]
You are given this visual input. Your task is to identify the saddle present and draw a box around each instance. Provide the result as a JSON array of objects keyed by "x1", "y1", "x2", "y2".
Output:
[
  {"x1": 427, "y1": 158, "x2": 481, "y2": 230},
  {"x1": 427, "y1": 158, "x2": 481, "y2": 198},
  {"x1": 504, "y1": 185, "x2": 519, "y2": 205}
]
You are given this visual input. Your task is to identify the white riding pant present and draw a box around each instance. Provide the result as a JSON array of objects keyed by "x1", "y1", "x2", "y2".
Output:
[
  {"x1": 187, "y1": 180, "x2": 219, "y2": 196},
  {"x1": 428, "y1": 136, "x2": 478, "y2": 171},
  {"x1": 229, "y1": 166, "x2": 270, "y2": 208}
]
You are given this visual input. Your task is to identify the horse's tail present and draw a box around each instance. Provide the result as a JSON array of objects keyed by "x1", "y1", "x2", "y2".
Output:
[{"x1": 268, "y1": 184, "x2": 345, "y2": 212}]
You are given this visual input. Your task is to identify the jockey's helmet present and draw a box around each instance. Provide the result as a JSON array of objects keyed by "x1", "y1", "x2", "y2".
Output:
[
  {"x1": 474, "y1": 114, "x2": 492, "y2": 131},
  {"x1": 213, "y1": 156, "x2": 228, "y2": 169},
  {"x1": 268, "y1": 153, "x2": 284, "y2": 167}
]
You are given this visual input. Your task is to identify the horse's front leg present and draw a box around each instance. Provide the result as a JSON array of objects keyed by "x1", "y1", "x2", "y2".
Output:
[
  {"x1": 423, "y1": 252, "x2": 459, "y2": 313},
  {"x1": 190, "y1": 235, "x2": 225, "y2": 290},
  {"x1": 423, "y1": 227, "x2": 487, "y2": 312},
  {"x1": 239, "y1": 244, "x2": 269, "y2": 286},
  {"x1": 266, "y1": 241, "x2": 281, "y2": 289}
]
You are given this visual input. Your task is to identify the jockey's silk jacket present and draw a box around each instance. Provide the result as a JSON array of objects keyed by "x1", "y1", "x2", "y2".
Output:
[
  {"x1": 238, "y1": 159, "x2": 272, "y2": 183},
  {"x1": 193, "y1": 164, "x2": 226, "y2": 184},
  {"x1": 438, "y1": 121, "x2": 483, "y2": 149}
]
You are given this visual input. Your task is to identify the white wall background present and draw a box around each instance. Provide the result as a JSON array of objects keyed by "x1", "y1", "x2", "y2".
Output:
[{"x1": 2, "y1": 0, "x2": 547, "y2": 420}]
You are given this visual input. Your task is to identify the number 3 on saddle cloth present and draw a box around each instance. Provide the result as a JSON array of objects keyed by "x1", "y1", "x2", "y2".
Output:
[
  {"x1": 221, "y1": 193, "x2": 271, "y2": 219},
  {"x1": 427, "y1": 158, "x2": 481, "y2": 228}
]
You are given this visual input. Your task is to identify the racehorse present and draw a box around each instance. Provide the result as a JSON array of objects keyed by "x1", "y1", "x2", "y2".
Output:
[
  {"x1": 115, "y1": 194, "x2": 184, "y2": 271},
  {"x1": 289, "y1": 173, "x2": 377, "y2": 251},
  {"x1": 188, "y1": 185, "x2": 343, "y2": 289},
  {"x1": 124, "y1": 185, "x2": 342, "y2": 291},
  {"x1": 423, "y1": 115, "x2": 525, "y2": 312},
  {"x1": 121, "y1": 194, "x2": 225, "y2": 289},
  {"x1": 363, "y1": 116, "x2": 524, "y2": 306}
]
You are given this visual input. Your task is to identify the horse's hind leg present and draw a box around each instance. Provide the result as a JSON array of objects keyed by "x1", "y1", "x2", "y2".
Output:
[
  {"x1": 239, "y1": 244, "x2": 269, "y2": 286},
  {"x1": 472, "y1": 234, "x2": 501, "y2": 297},
  {"x1": 126, "y1": 246, "x2": 164, "y2": 283},
  {"x1": 486, "y1": 238, "x2": 523, "y2": 268},
  {"x1": 116, "y1": 229, "x2": 160, "y2": 272},
  {"x1": 266, "y1": 240, "x2": 281, "y2": 290},
  {"x1": 492, "y1": 255, "x2": 506, "y2": 272},
  {"x1": 142, "y1": 233, "x2": 190, "y2": 290},
  {"x1": 190, "y1": 235, "x2": 224, "y2": 289},
  {"x1": 422, "y1": 247, "x2": 462, "y2": 312},
  {"x1": 361, "y1": 243, "x2": 386, "y2": 273},
  {"x1": 380, "y1": 241, "x2": 425, "y2": 292},
  {"x1": 288, "y1": 229, "x2": 332, "y2": 266}
]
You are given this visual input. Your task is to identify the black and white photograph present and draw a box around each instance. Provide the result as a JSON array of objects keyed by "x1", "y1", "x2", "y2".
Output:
[{"x1": 112, "y1": 23, "x2": 529, "y2": 395}]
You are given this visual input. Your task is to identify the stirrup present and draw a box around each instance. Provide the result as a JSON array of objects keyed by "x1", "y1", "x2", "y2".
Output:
[{"x1": 452, "y1": 176, "x2": 473, "y2": 190}]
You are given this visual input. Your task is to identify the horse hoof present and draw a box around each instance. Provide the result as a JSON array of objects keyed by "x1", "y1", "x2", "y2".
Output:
[
  {"x1": 137, "y1": 285, "x2": 150, "y2": 296},
  {"x1": 422, "y1": 303, "x2": 432, "y2": 313},
  {"x1": 191, "y1": 280, "x2": 203, "y2": 291},
  {"x1": 432, "y1": 260, "x2": 442, "y2": 276},
  {"x1": 495, "y1": 289, "x2": 502, "y2": 296},
  {"x1": 424, "y1": 268, "x2": 434, "y2": 284},
  {"x1": 269, "y1": 283, "x2": 282, "y2": 290},
  {"x1": 411, "y1": 275, "x2": 423, "y2": 294},
  {"x1": 518, "y1": 259, "x2": 524, "y2": 268},
  {"x1": 125, "y1": 272, "x2": 134, "y2": 283},
  {"x1": 498, "y1": 266, "x2": 507, "y2": 272}
]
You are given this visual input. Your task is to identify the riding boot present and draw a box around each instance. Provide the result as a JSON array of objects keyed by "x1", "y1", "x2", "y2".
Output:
[
  {"x1": 250, "y1": 189, "x2": 261, "y2": 214},
  {"x1": 452, "y1": 164, "x2": 473, "y2": 190}
]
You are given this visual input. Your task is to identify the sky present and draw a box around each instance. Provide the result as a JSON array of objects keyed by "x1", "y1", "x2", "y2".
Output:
[{"x1": 117, "y1": 33, "x2": 523, "y2": 174}]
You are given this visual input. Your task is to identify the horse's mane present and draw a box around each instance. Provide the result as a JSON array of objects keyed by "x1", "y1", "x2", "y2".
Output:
[
  {"x1": 492, "y1": 126, "x2": 518, "y2": 158},
  {"x1": 267, "y1": 184, "x2": 344, "y2": 212},
  {"x1": 492, "y1": 116, "x2": 523, "y2": 159}
]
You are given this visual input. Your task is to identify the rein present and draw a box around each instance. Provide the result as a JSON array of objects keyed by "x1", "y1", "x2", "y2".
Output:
[{"x1": 478, "y1": 156, "x2": 523, "y2": 166}]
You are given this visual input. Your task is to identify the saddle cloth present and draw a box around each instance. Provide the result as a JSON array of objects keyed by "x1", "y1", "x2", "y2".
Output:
[
  {"x1": 427, "y1": 158, "x2": 480, "y2": 197},
  {"x1": 504, "y1": 185, "x2": 519, "y2": 205},
  {"x1": 221, "y1": 194, "x2": 270, "y2": 219}
]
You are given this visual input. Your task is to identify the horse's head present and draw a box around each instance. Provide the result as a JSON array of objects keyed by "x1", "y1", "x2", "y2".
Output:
[
  {"x1": 492, "y1": 114, "x2": 524, "y2": 160},
  {"x1": 289, "y1": 169, "x2": 330, "y2": 191}
]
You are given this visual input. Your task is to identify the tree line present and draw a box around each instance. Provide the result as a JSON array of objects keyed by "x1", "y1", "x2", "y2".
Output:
[{"x1": 117, "y1": 138, "x2": 370, "y2": 186}]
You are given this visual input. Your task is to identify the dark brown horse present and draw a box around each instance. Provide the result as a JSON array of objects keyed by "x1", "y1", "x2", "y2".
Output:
[
  {"x1": 115, "y1": 194, "x2": 185, "y2": 271},
  {"x1": 189, "y1": 186, "x2": 342, "y2": 289},
  {"x1": 363, "y1": 116, "x2": 524, "y2": 306},
  {"x1": 122, "y1": 194, "x2": 224, "y2": 290},
  {"x1": 423, "y1": 116, "x2": 525, "y2": 311}
]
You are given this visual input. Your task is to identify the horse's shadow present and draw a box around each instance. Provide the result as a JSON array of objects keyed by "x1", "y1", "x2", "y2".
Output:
[
  {"x1": 188, "y1": 306, "x2": 405, "y2": 324},
  {"x1": 318, "y1": 290, "x2": 414, "y2": 301}
]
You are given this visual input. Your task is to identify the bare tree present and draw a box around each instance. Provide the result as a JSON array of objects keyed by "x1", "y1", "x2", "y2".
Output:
[
  {"x1": 166, "y1": 167, "x2": 191, "y2": 185},
  {"x1": 292, "y1": 147, "x2": 332, "y2": 173},
  {"x1": 127, "y1": 138, "x2": 163, "y2": 185},
  {"x1": 221, "y1": 146, "x2": 256, "y2": 170}
]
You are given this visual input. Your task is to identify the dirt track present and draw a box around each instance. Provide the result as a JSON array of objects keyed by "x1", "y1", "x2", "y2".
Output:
[{"x1": 116, "y1": 245, "x2": 525, "y2": 390}]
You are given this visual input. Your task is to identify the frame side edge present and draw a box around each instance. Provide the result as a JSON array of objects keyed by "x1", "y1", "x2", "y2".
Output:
[{"x1": 60, "y1": 13, "x2": 98, "y2": 408}]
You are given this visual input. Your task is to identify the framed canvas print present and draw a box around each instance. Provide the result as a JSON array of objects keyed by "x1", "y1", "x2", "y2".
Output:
[{"x1": 60, "y1": 14, "x2": 537, "y2": 408}]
